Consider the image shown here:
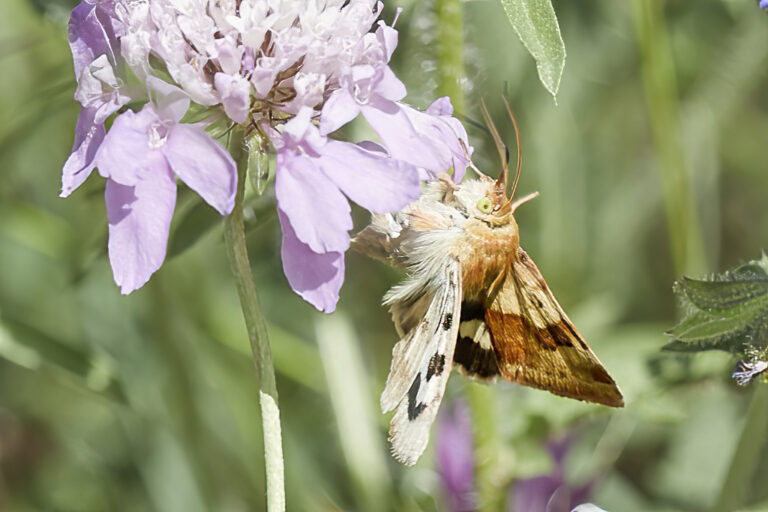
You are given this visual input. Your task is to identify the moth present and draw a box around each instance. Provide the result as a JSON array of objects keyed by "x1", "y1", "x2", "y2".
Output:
[{"x1": 351, "y1": 100, "x2": 624, "y2": 465}]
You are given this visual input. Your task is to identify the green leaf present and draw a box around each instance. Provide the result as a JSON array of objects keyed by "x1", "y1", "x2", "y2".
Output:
[
  {"x1": 667, "y1": 254, "x2": 768, "y2": 353},
  {"x1": 0, "y1": 316, "x2": 126, "y2": 402},
  {"x1": 499, "y1": 0, "x2": 566, "y2": 99},
  {"x1": 167, "y1": 199, "x2": 223, "y2": 260}
]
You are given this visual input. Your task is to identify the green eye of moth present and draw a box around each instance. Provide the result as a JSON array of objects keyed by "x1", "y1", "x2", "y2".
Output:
[{"x1": 476, "y1": 196, "x2": 493, "y2": 214}]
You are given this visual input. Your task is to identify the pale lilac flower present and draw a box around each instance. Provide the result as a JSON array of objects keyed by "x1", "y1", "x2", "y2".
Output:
[
  {"x1": 436, "y1": 401, "x2": 476, "y2": 512},
  {"x1": 274, "y1": 109, "x2": 420, "y2": 312},
  {"x1": 64, "y1": 0, "x2": 471, "y2": 310},
  {"x1": 96, "y1": 95, "x2": 236, "y2": 293},
  {"x1": 760, "y1": 0, "x2": 768, "y2": 9},
  {"x1": 320, "y1": 23, "x2": 471, "y2": 179},
  {"x1": 62, "y1": 0, "x2": 128, "y2": 196}
]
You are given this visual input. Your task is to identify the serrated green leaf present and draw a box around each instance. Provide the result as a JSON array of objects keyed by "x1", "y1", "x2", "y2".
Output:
[
  {"x1": 499, "y1": 0, "x2": 566, "y2": 99},
  {"x1": 676, "y1": 277, "x2": 768, "y2": 311},
  {"x1": 668, "y1": 255, "x2": 768, "y2": 354},
  {"x1": 662, "y1": 339, "x2": 735, "y2": 353}
]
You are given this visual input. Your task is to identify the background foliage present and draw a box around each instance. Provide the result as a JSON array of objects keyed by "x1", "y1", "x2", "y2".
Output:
[{"x1": 1, "y1": 0, "x2": 767, "y2": 510}]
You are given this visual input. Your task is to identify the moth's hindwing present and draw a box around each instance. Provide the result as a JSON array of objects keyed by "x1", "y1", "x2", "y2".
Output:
[
  {"x1": 485, "y1": 248, "x2": 624, "y2": 407},
  {"x1": 384, "y1": 258, "x2": 463, "y2": 465},
  {"x1": 453, "y1": 317, "x2": 500, "y2": 381}
]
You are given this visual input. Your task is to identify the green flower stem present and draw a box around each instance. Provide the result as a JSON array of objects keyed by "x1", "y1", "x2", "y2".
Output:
[
  {"x1": 224, "y1": 128, "x2": 285, "y2": 512},
  {"x1": 465, "y1": 382, "x2": 504, "y2": 512},
  {"x1": 713, "y1": 384, "x2": 768, "y2": 512},
  {"x1": 436, "y1": 0, "x2": 466, "y2": 115},
  {"x1": 434, "y1": 0, "x2": 502, "y2": 508},
  {"x1": 630, "y1": 0, "x2": 706, "y2": 275}
]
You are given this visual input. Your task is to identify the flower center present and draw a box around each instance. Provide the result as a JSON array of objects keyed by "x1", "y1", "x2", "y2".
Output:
[{"x1": 147, "y1": 120, "x2": 172, "y2": 149}]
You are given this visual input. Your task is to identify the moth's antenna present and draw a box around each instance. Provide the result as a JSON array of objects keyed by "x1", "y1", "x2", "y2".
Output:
[
  {"x1": 458, "y1": 113, "x2": 510, "y2": 167},
  {"x1": 478, "y1": 98, "x2": 508, "y2": 189},
  {"x1": 510, "y1": 191, "x2": 539, "y2": 213},
  {"x1": 502, "y1": 96, "x2": 522, "y2": 199},
  {"x1": 459, "y1": 139, "x2": 489, "y2": 178}
]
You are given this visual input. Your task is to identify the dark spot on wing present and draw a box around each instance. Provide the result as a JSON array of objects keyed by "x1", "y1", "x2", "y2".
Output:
[
  {"x1": 461, "y1": 301, "x2": 485, "y2": 321},
  {"x1": 407, "y1": 374, "x2": 427, "y2": 421},
  {"x1": 453, "y1": 335, "x2": 499, "y2": 379},
  {"x1": 426, "y1": 353, "x2": 446, "y2": 381},
  {"x1": 442, "y1": 313, "x2": 453, "y2": 331},
  {"x1": 563, "y1": 321, "x2": 589, "y2": 350},
  {"x1": 547, "y1": 324, "x2": 574, "y2": 347}
]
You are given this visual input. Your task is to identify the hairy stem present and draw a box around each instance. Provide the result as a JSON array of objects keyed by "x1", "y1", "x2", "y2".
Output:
[
  {"x1": 436, "y1": 0, "x2": 466, "y2": 115},
  {"x1": 434, "y1": 0, "x2": 503, "y2": 508},
  {"x1": 224, "y1": 128, "x2": 285, "y2": 511}
]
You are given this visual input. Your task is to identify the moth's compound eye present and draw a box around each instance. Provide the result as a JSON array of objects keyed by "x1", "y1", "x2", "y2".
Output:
[{"x1": 476, "y1": 197, "x2": 493, "y2": 214}]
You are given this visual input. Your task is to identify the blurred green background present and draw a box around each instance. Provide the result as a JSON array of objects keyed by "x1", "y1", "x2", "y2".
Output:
[{"x1": 1, "y1": 0, "x2": 767, "y2": 510}]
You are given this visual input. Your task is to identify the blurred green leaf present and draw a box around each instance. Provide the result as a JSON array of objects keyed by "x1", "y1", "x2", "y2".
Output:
[
  {"x1": 666, "y1": 254, "x2": 768, "y2": 353},
  {"x1": 0, "y1": 316, "x2": 125, "y2": 402},
  {"x1": 166, "y1": 200, "x2": 223, "y2": 260},
  {"x1": 499, "y1": 0, "x2": 565, "y2": 98}
]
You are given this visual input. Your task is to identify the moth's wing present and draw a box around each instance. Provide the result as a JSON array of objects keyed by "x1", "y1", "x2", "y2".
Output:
[
  {"x1": 350, "y1": 213, "x2": 407, "y2": 266},
  {"x1": 382, "y1": 258, "x2": 462, "y2": 465},
  {"x1": 485, "y1": 248, "x2": 624, "y2": 407},
  {"x1": 453, "y1": 316, "x2": 500, "y2": 381}
]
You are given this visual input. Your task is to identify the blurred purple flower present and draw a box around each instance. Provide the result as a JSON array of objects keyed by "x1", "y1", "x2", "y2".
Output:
[
  {"x1": 436, "y1": 401, "x2": 476, "y2": 512},
  {"x1": 512, "y1": 437, "x2": 593, "y2": 512},
  {"x1": 760, "y1": 0, "x2": 768, "y2": 9}
]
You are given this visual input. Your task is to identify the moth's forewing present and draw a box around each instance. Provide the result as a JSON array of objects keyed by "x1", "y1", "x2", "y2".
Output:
[
  {"x1": 485, "y1": 248, "x2": 624, "y2": 407},
  {"x1": 384, "y1": 258, "x2": 463, "y2": 466}
]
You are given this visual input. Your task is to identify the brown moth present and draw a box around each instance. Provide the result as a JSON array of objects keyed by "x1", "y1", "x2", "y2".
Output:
[{"x1": 351, "y1": 100, "x2": 623, "y2": 465}]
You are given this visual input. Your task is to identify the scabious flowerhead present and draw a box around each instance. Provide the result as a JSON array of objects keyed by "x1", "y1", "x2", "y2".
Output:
[{"x1": 63, "y1": 0, "x2": 471, "y2": 311}]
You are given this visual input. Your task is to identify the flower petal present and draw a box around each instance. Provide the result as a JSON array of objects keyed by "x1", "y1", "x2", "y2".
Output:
[
  {"x1": 360, "y1": 99, "x2": 447, "y2": 173},
  {"x1": 376, "y1": 22, "x2": 399, "y2": 62},
  {"x1": 425, "y1": 96, "x2": 453, "y2": 116},
  {"x1": 105, "y1": 170, "x2": 177, "y2": 294},
  {"x1": 164, "y1": 123, "x2": 237, "y2": 214},
  {"x1": 68, "y1": 0, "x2": 120, "y2": 80},
  {"x1": 363, "y1": 99, "x2": 471, "y2": 179},
  {"x1": 147, "y1": 76, "x2": 191, "y2": 122},
  {"x1": 275, "y1": 150, "x2": 352, "y2": 253},
  {"x1": 375, "y1": 66, "x2": 407, "y2": 102},
  {"x1": 214, "y1": 72, "x2": 251, "y2": 123},
  {"x1": 317, "y1": 139, "x2": 420, "y2": 213},
  {"x1": 95, "y1": 106, "x2": 164, "y2": 186},
  {"x1": 61, "y1": 107, "x2": 106, "y2": 197},
  {"x1": 278, "y1": 210, "x2": 344, "y2": 313},
  {"x1": 319, "y1": 88, "x2": 360, "y2": 135}
]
